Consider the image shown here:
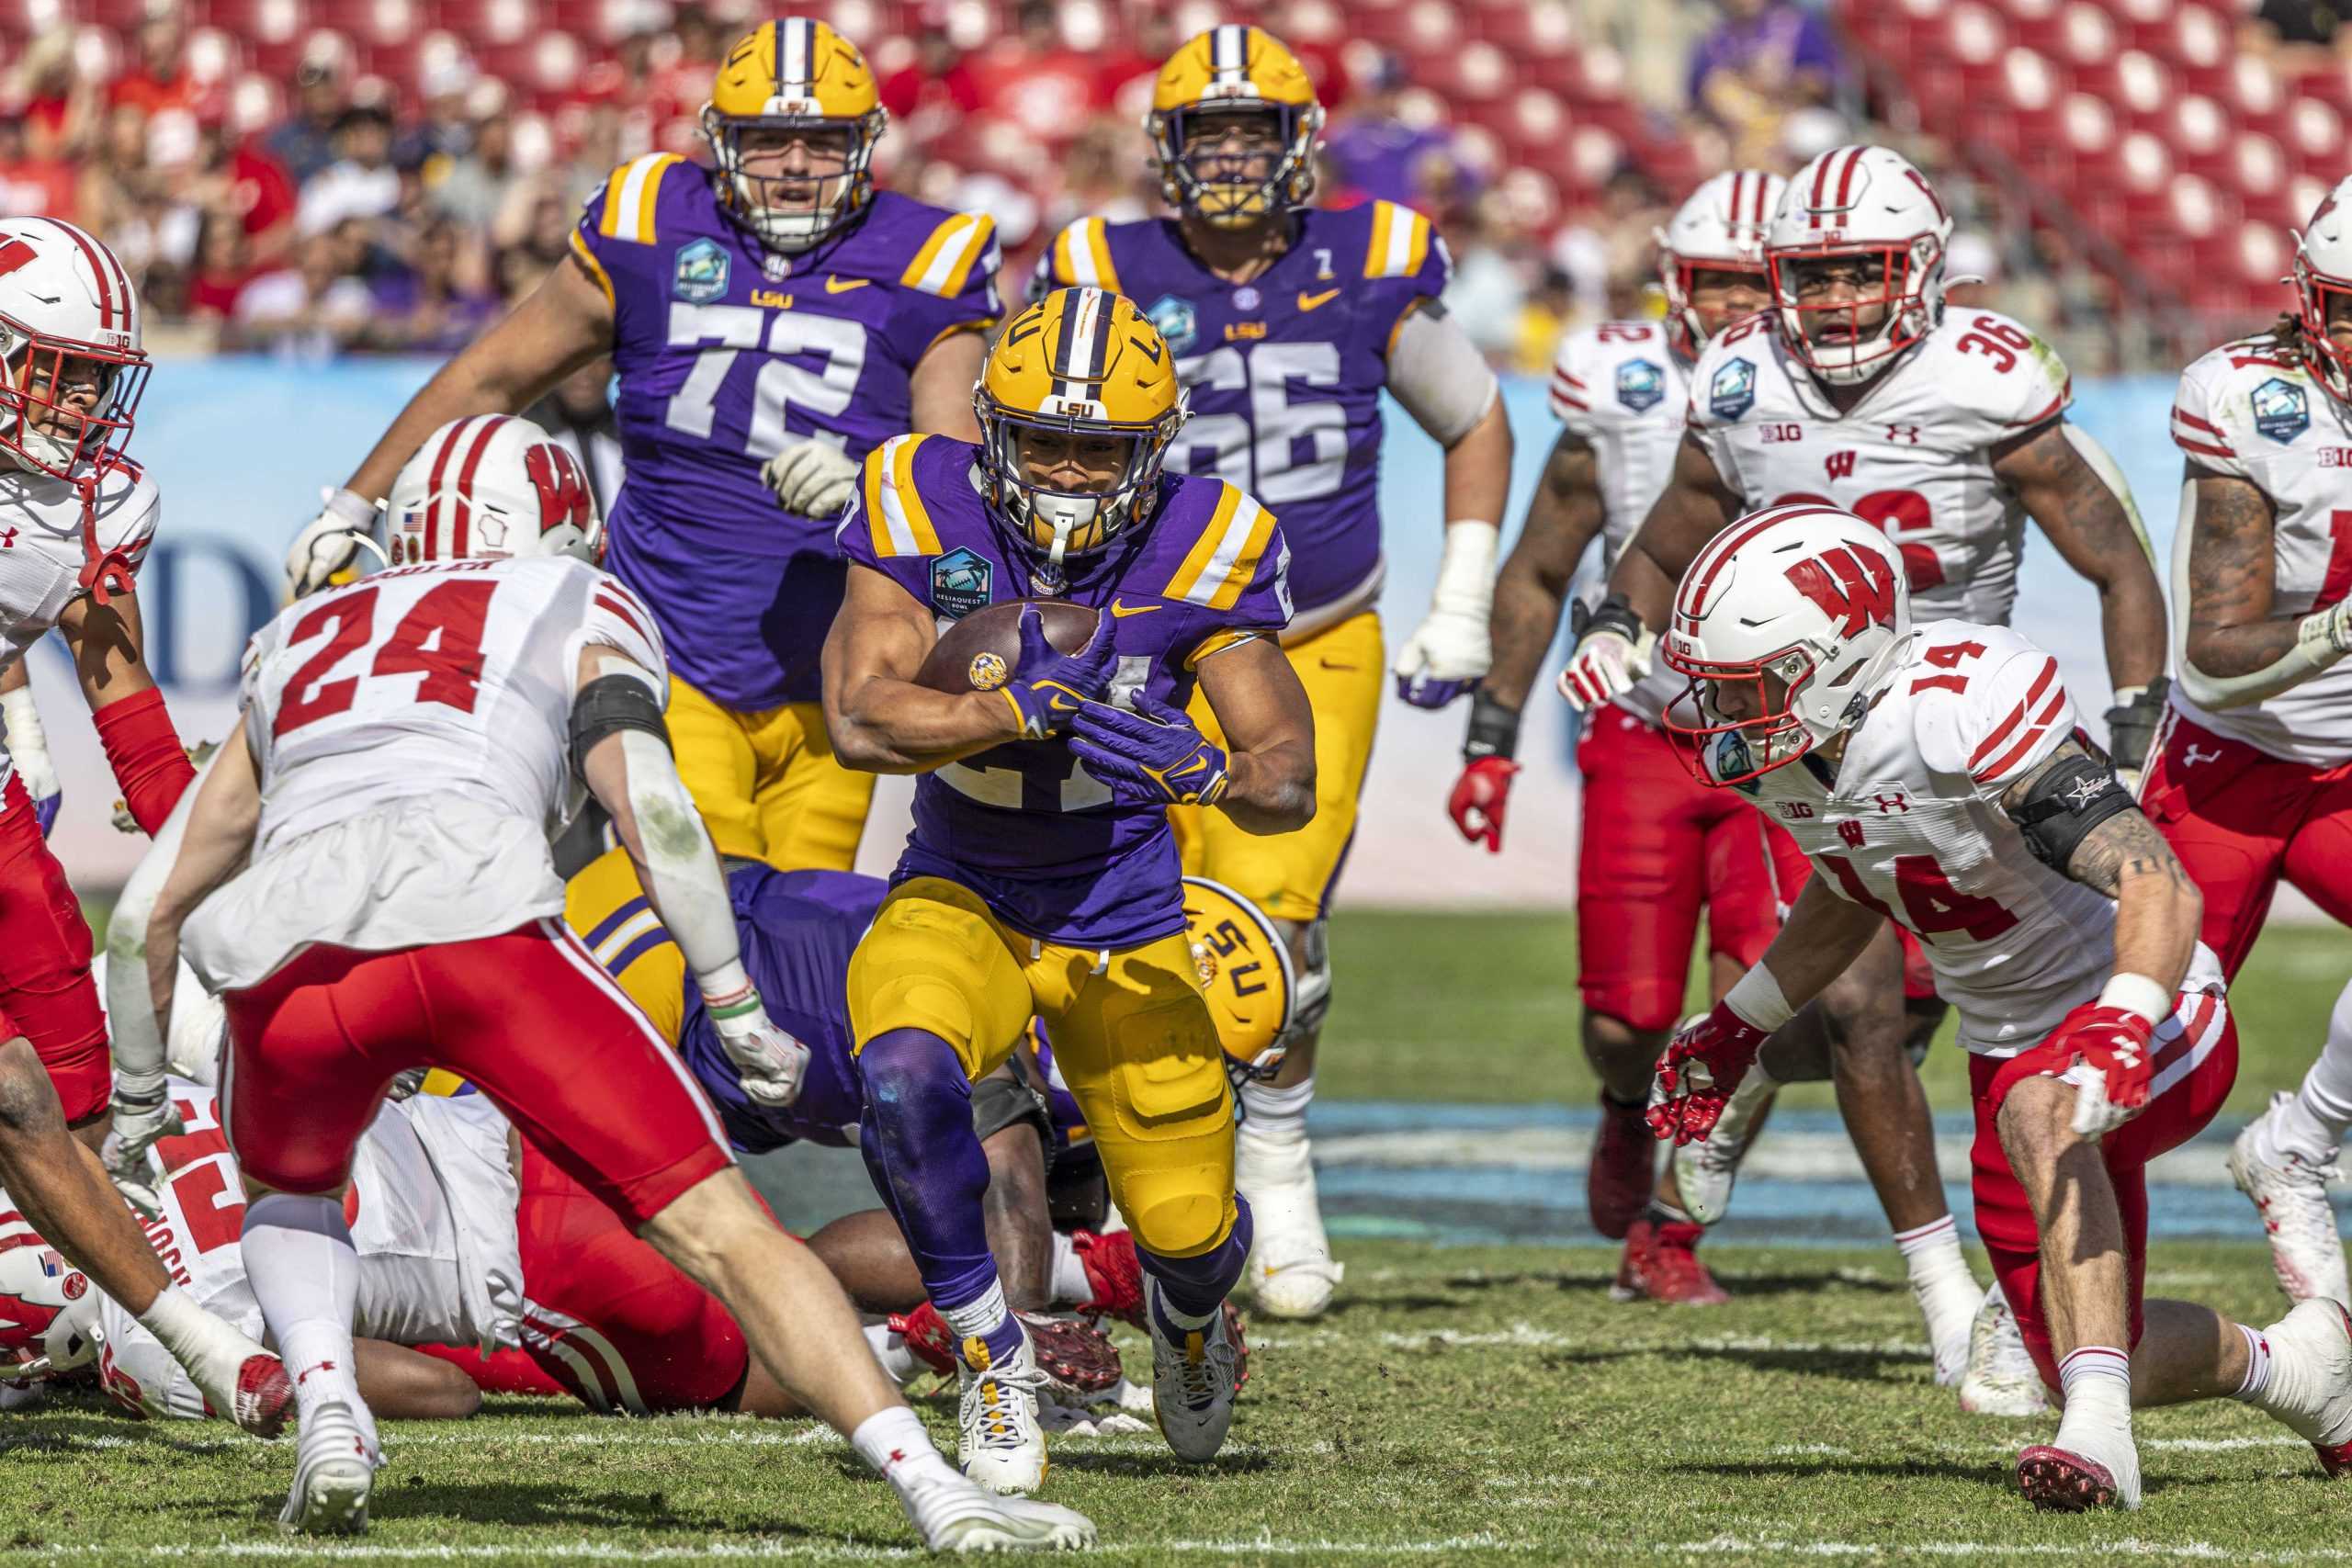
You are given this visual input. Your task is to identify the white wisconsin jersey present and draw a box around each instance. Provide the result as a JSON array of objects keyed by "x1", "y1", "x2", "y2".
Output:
[
  {"x1": 0, "y1": 461, "x2": 159, "y2": 797},
  {"x1": 2168, "y1": 339, "x2": 2352, "y2": 763},
  {"x1": 184, "y1": 556, "x2": 664, "y2": 992},
  {"x1": 96, "y1": 1079, "x2": 523, "y2": 1421},
  {"x1": 1716, "y1": 620, "x2": 2222, "y2": 1055},
  {"x1": 1685, "y1": 309, "x2": 2071, "y2": 626},
  {"x1": 1551, "y1": 319, "x2": 1690, "y2": 724}
]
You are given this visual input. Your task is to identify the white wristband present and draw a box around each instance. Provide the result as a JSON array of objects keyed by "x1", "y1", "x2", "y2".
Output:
[
  {"x1": 1430, "y1": 520, "x2": 1499, "y2": 613},
  {"x1": 1724, "y1": 964, "x2": 1794, "y2": 1033},
  {"x1": 2098, "y1": 972, "x2": 2172, "y2": 1027}
]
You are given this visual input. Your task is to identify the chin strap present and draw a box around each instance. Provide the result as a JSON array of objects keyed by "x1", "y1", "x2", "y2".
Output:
[{"x1": 74, "y1": 469, "x2": 134, "y2": 607}]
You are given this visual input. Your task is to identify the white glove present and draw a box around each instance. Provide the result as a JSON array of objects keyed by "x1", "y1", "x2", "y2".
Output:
[
  {"x1": 1392, "y1": 521, "x2": 1498, "y2": 709},
  {"x1": 1557, "y1": 624, "x2": 1653, "y2": 713},
  {"x1": 0, "y1": 681, "x2": 58, "y2": 829},
  {"x1": 100, "y1": 1087, "x2": 183, "y2": 1222},
  {"x1": 707, "y1": 987, "x2": 810, "y2": 1108},
  {"x1": 2312, "y1": 597, "x2": 2352, "y2": 660},
  {"x1": 286, "y1": 487, "x2": 378, "y2": 599},
  {"x1": 760, "y1": 438, "x2": 862, "y2": 520}
]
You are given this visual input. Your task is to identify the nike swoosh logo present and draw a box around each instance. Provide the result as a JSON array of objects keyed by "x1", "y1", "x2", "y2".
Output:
[
  {"x1": 1110, "y1": 600, "x2": 1160, "y2": 617},
  {"x1": 825, "y1": 276, "x2": 870, "y2": 293},
  {"x1": 1296, "y1": 288, "x2": 1340, "y2": 311}
]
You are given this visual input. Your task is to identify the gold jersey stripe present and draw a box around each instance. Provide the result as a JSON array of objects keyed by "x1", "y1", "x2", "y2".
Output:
[
  {"x1": 902, "y1": 212, "x2": 997, "y2": 297},
  {"x1": 1362, "y1": 199, "x2": 1430, "y2": 279},
  {"x1": 597, "y1": 152, "x2": 682, "y2": 244},
  {"x1": 1164, "y1": 484, "x2": 1274, "y2": 610},
  {"x1": 1053, "y1": 218, "x2": 1120, "y2": 293},
  {"x1": 864, "y1": 434, "x2": 943, "y2": 558},
  {"x1": 568, "y1": 230, "x2": 616, "y2": 307}
]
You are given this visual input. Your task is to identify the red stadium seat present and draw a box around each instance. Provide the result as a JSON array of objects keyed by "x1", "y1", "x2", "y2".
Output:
[
  {"x1": 2052, "y1": 1, "x2": 2118, "y2": 69},
  {"x1": 2289, "y1": 97, "x2": 2346, "y2": 168}
]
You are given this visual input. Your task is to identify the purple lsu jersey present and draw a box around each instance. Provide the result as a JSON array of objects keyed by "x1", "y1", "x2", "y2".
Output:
[
  {"x1": 573, "y1": 155, "x2": 1001, "y2": 709},
  {"x1": 1033, "y1": 201, "x2": 1448, "y2": 618},
  {"x1": 837, "y1": 434, "x2": 1292, "y2": 946}
]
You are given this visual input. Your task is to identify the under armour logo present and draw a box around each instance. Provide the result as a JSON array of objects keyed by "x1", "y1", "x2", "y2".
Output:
[
  {"x1": 1885, "y1": 423, "x2": 1922, "y2": 444},
  {"x1": 2062, "y1": 775, "x2": 2111, "y2": 810},
  {"x1": 2182, "y1": 744, "x2": 2222, "y2": 767},
  {"x1": 1838, "y1": 818, "x2": 1866, "y2": 847},
  {"x1": 1825, "y1": 450, "x2": 1858, "y2": 480},
  {"x1": 1874, "y1": 792, "x2": 1909, "y2": 814},
  {"x1": 297, "y1": 1360, "x2": 338, "y2": 1385},
  {"x1": 0, "y1": 528, "x2": 16, "y2": 548}
]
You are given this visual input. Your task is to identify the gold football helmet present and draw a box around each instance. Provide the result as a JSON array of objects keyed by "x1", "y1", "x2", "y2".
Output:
[
  {"x1": 701, "y1": 17, "x2": 885, "y2": 253},
  {"x1": 1147, "y1": 25, "x2": 1323, "y2": 228},
  {"x1": 1183, "y1": 876, "x2": 1295, "y2": 1085},
  {"x1": 974, "y1": 286, "x2": 1187, "y2": 578}
]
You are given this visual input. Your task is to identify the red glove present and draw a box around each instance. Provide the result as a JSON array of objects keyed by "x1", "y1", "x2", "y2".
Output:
[
  {"x1": 1446, "y1": 757, "x2": 1519, "y2": 852},
  {"x1": 1647, "y1": 1002, "x2": 1774, "y2": 1146},
  {"x1": 2048, "y1": 1002, "x2": 2156, "y2": 1136}
]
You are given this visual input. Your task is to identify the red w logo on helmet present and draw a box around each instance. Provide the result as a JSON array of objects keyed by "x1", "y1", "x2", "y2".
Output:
[
  {"x1": 1784, "y1": 545, "x2": 1896, "y2": 637},
  {"x1": 523, "y1": 443, "x2": 591, "y2": 535}
]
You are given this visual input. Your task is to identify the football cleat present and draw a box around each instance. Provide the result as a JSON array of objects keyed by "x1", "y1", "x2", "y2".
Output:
[
  {"x1": 2256, "y1": 1298, "x2": 2352, "y2": 1475},
  {"x1": 1668, "y1": 1059, "x2": 1773, "y2": 1227},
  {"x1": 897, "y1": 1467, "x2": 1096, "y2": 1554},
  {"x1": 956, "y1": 1328, "x2": 1048, "y2": 1496},
  {"x1": 1611, "y1": 1218, "x2": 1729, "y2": 1306},
  {"x1": 2017, "y1": 1442, "x2": 2134, "y2": 1512},
  {"x1": 230, "y1": 1354, "x2": 298, "y2": 1440},
  {"x1": 1018, "y1": 1312, "x2": 1124, "y2": 1400},
  {"x1": 888, "y1": 1301, "x2": 958, "y2": 1381},
  {"x1": 1589, "y1": 1092, "x2": 1657, "y2": 1240},
  {"x1": 1238, "y1": 1134, "x2": 1343, "y2": 1319},
  {"x1": 1071, "y1": 1229, "x2": 1146, "y2": 1328},
  {"x1": 277, "y1": 1398, "x2": 379, "y2": 1533},
  {"x1": 1145, "y1": 1277, "x2": 1242, "y2": 1463},
  {"x1": 1958, "y1": 1283, "x2": 2049, "y2": 1417},
  {"x1": 2230, "y1": 1094, "x2": 2351, "y2": 1307}
]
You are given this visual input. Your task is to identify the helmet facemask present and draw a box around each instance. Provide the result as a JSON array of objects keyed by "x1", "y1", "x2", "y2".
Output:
[
  {"x1": 0, "y1": 317, "x2": 148, "y2": 480},
  {"x1": 974, "y1": 396, "x2": 1182, "y2": 586},
  {"x1": 1151, "y1": 100, "x2": 1321, "y2": 229},
  {"x1": 702, "y1": 107, "x2": 886, "y2": 254},
  {"x1": 1769, "y1": 237, "x2": 1943, "y2": 386},
  {"x1": 1661, "y1": 259, "x2": 1771, "y2": 357},
  {"x1": 2294, "y1": 249, "x2": 2352, "y2": 405}
]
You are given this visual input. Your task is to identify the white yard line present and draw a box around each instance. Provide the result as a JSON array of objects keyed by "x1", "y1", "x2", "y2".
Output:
[{"x1": 1656, "y1": 1540, "x2": 2352, "y2": 1562}]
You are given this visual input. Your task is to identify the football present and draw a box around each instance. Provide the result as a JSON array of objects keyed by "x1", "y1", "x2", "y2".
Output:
[{"x1": 913, "y1": 598, "x2": 1099, "y2": 695}]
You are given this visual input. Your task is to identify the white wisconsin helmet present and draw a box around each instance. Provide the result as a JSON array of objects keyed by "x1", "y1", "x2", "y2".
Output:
[
  {"x1": 2293, "y1": 176, "x2": 2352, "y2": 404},
  {"x1": 1656, "y1": 169, "x2": 1785, "y2": 355},
  {"x1": 386, "y1": 414, "x2": 603, "y2": 567},
  {"x1": 1766, "y1": 145, "x2": 1954, "y2": 386},
  {"x1": 1662, "y1": 503, "x2": 1911, "y2": 785},
  {"x1": 0, "y1": 1202, "x2": 101, "y2": 1375},
  {"x1": 0, "y1": 217, "x2": 151, "y2": 480}
]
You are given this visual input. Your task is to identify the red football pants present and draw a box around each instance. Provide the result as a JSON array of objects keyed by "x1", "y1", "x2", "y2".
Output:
[
  {"x1": 220, "y1": 919, "x2": 731, "y2": 1228},
  {"x1": 0, "y1": 775, "x2": 107, "y2": 1122},
  {"x1": 1577, "y1": 711, "x2": 1788, "y2": 1032},
  {"x1": 2140, "y1": 715, "x2": 2352, "y2": 979},
  {"x1": 1968, "y1": 987, "x2": 2238, "y2": 1391}
]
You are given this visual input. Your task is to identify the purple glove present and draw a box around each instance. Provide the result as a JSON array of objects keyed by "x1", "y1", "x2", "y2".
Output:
[
  {"x1": 1000, "y1": 607, "x2": 1117, "y2": 739},
  {"x1": 31, "y1": 791, "x2": 58, "y2": 837},
  {"x1": 1067, "y1": 694, "x2": 1231, "y2": 807}
]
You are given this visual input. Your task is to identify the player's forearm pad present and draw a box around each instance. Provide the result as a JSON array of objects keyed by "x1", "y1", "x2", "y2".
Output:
[{"x1": 93, "y1": 687, "x2": 195, "y2": 839}]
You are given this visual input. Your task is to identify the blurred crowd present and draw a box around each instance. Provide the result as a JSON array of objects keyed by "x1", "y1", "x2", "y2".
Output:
[{"x1": 0, "y1": 0, "x2": 2131, "y2": 372}]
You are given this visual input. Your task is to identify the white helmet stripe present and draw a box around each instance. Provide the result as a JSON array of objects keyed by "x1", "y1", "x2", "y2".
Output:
[
  {"x1": 779, "y1": 16, "x2": 811, "y2": 91},
  {"x1": 1214, "y1": 23, "x2": 1247, "y2": 84}
]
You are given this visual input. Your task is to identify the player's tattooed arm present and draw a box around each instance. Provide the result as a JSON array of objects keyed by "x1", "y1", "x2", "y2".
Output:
[
  {"x1": 1485, "y1": 431, "x2": 1605, "y2": 712},
  {"x1": 2180, "y1": 467, "x2": 2299, "y2": 673},
  {"x1": 821, "y1": 565, "x2": 1025, "y2": 773},
  {"x1": 1991, "y1": 420, "x2": 2166, "y2": 693},
  {"x1": 1611, "y1": 433, "x2": 1738, "y2": 634},
  {"x1": 1193, "y1": 636, "x2": 1316, "y2": 834},
  {"x1": 2000, "y1": 739, "x2": 2199, "y2": 992}
]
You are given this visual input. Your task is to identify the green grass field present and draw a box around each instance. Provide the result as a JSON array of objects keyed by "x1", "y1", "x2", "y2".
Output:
[{"x1": 16, "y1": 912, "x2": 2344, "y2": 1564}]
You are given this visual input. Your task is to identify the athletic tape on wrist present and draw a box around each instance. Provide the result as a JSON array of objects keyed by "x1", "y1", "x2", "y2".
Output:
[
  {"x1": 2098, "y1": 972, "x2": 2172, "y2": 1027},
  {"x1": 1724, "y1": 964, "x2": 1794, "y2": 1033}
]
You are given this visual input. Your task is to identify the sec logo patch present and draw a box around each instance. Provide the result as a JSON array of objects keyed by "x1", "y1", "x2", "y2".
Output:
[
  {"x1": 2253, "y1": 376, "x2": 2309, "y2": 444},
  {"x1": 1711, "y1": 358, "x2": 1756, "y2": 422}
]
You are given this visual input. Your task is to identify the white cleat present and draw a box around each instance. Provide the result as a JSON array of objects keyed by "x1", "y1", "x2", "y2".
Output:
[
  {"x1": 956, "y1": 1329, "x2": 1049, "y2": 1495},
  {"x1": 1959, "y1": 1282, "x2": 2050, "y2": 1417},
  {"x1": 1145, "y1": 1278, "x2": 1240, "y2": 1463},
  {"x1": 1238, "y1": 1134, "x2": 1342, "y2": 1319},
  {"x1": 2256, "y1": 1297, "x2": 2352, "y2": 1475},
  {"x1": 1670, "y1": 1057, "x2": 1772, "y2": 1227},
  {"x1": 277, "y1": 1399, "x2": 379, "y2": 1534},
  {"x1": 899, "y1": 1467, "x2": 1097, "y2": 1554},
  {"x1": 2230, "y1": 1094, "x2": 2350, "y2": 1307}
]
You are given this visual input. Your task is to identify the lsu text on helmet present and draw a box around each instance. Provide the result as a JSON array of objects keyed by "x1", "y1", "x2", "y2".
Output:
[
  {"x1": 1656, "y1": 169, "x2": 1785, "y2": 356},
  {"x1": 0, "y1": 218, "x2": 151, "y2": 481},
  {"x1": 1183, "y1": 876, "x2": 1295, "y2": 1087},
  {"x1": 1147, "y1": 25, "x2": 1323, "y2": 230},
  {"x1": 702, "y1": 17, "x2": 886, "y2": 254},
  {"x1": 2292, "y1": 176, "x2": 2352, "y2": 404},
  {"x1": 1662, "y1": 503, "x2": 1912, "y2": 786},
  {"x1": 1767, "y1": 145, "x2": 1953, "y2": 386},
  {"x1": 974, "y1": 286, "x2": 1187, "y2": 581},
  {"x1": 387, "y1": 414, "x2": 603, "y2": 567}
]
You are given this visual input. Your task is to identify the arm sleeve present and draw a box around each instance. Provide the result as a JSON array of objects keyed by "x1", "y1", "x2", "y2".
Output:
[{"x1": 1387, "y1": 302, "x2": 1499, "y2": 446}]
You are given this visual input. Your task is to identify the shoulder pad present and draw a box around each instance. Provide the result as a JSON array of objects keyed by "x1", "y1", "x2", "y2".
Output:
[
  {"x1": 593, "y1": 153, "x2": 688, "y2": 246},
  {"x1": 1160, "y1": 480, "x2": 1277, "y2": 610},
  {"x1": 1045, "y1": 217, "x2": 1122, "y2": 293},
  {"x1": 899, "y1": 210, "x2": 997, "y2": 297},
  {"x1": 856, "y1": 434, "x2": 948, "y2": 558},
  {"x1": 1362, "y1": 200, "x2": 1433, "y2": 279}
]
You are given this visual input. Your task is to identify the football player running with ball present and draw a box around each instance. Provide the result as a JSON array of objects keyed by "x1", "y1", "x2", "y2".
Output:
[
  {"x1": 2154, "y1": 181, "x2": 2352, "y2": 1309},
  {"x1": 1650, "y1": 504, "x2": 2352, "y2": 1513},
  {"x1": 116, "y1": 414, "x2": 1091, "y2": 1551},
  {"x1": 1032, "y1": 26, "x2": 1512, "y2": 1319},
  {"x1": 1450, "y1": 171, "x2": 1782, "y2": 1304},
  {"x1": 288, "y1": 17, "x2": 1000, "y2": 874},
  {"x1": 823, "y1": 288, "x2": 1314, "y2": 1488},
  {"x1": 1560, "y1": 146, "x2": 2168, "y2": 1382}
]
